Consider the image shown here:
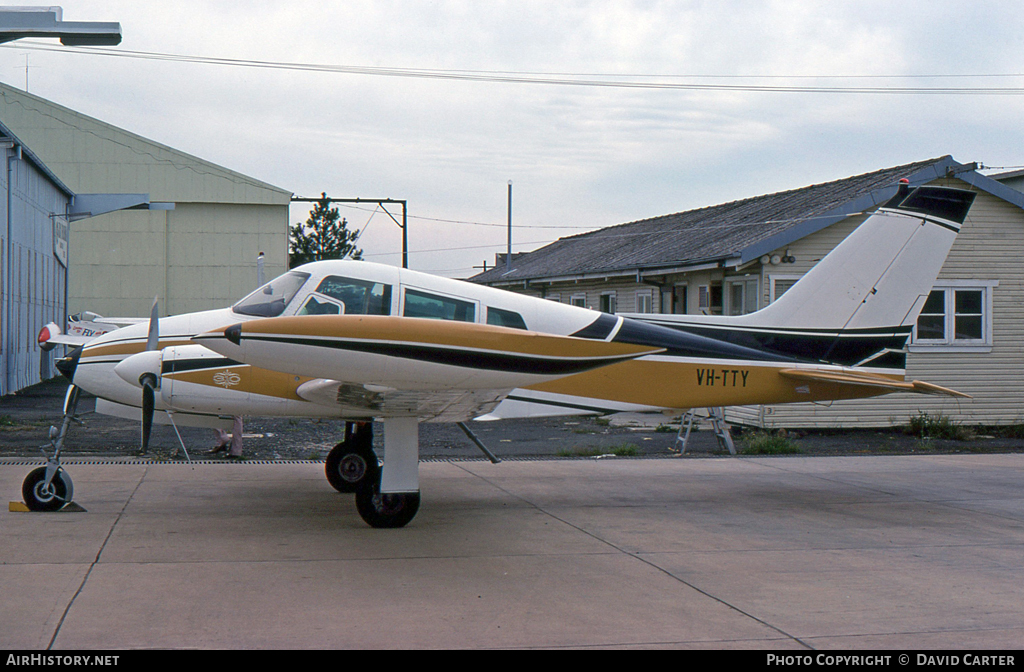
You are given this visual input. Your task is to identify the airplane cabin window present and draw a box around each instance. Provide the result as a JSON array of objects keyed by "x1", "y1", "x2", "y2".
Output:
[
  {"x1": 232, "y1": 272, "x2": 311, "y2": 317},
  {"x1": 487, "y1": 307, "x2": 528, "y2": 330},
  {"x1": 314, "y1": 276, "x2": 392, "y2": 315},
  {"x1": 404, "y1": 289, "x2": 476, "y2": 322},
  {"x1": 298, "y1": 295, "x2": 343, "y2": 315}
]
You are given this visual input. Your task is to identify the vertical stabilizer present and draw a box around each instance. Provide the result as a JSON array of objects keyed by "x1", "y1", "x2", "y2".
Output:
[{"x1": 737, "y1": 185, "x2": 975, "y2": 331}]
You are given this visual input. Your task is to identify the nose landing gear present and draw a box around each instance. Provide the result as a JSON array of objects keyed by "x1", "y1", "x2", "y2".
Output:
[{"x1": 21, "y1": 385, "x2": 80, "y2": 512}]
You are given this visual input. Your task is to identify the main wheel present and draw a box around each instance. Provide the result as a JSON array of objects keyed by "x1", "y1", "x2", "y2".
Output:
[
  {"x1": 22, "y1": 467, "x2": 73, "y2": 512},
  {"x1": 325, "y1": 423, "x2": 379, "y2": 494},
  {"x1": 355, "y1": 479, "x2": 420, "y2": 528}
]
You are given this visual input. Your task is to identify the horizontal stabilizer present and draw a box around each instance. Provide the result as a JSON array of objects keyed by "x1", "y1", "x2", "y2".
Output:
[{"x1": 778, "y1": 368, "x2": 970, "y2": 398}]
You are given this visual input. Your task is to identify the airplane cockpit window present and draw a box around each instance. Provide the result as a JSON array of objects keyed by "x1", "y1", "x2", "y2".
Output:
[
  {"x1": 487, "y1": 307, "x2": 528, "y2": 330},
  {"x1": 313, "y1": 276, "x2": 392, "y2": 315},
  {"x1": 404, "y1": 288, "x2": 476, "y2": 322},
  {"x1": 232, "y1": 272, "x2": 311, "y2": 317}
]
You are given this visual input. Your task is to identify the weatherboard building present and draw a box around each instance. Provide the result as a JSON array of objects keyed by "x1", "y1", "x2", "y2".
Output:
[{"x1": 472, "y1": 156, "x2": 1024, "y2": 428}]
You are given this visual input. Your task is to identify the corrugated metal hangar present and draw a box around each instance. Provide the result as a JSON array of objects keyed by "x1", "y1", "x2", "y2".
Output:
[
  {"x1": 0, "y1": 82, "x2": 291, "y2": 319},
  {"x1": 0, "y1": 82, "x2": 292, "y2": 394},
  {"x1": 0, "y1": 120, "x2": 72, "y2": 393}
]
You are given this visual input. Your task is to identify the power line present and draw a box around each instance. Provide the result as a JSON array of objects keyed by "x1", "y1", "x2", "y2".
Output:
[{"x1": 7, "y1": 41, "x2": 1024, "y2": 95}]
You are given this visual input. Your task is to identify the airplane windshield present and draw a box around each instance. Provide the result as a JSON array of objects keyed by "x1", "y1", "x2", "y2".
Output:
[{"x1": 232, "y1": 272, "x2": 311, "y2": 317}]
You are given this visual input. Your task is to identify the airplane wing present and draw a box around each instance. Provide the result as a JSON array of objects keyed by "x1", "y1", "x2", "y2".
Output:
[
  {"x1": 38, "y1": 316, "x2": 134, "y2": 351},
  {"x1": 294, "y1": 379, "x2": 507, "y2": 422},
  {"x1": 195, "y1": 315, "x2": 665, "y2": 420},
  {"x1": 778, "y1": 368, "x2": 971, "y2": 398}
]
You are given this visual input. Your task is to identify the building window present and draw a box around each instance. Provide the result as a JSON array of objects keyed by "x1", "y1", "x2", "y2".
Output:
[
  {"x1": 635, "y1": 290, "x2": 653, "y2": 313},
  {"x1": 769, "y1": 275, "x2": 801, "y2": 303},
  {"x1": 727, "y1": 278, "x2": 758, "y2": 315},
  {"x1": 570, "y1": 293, "x2": 587, "y2": 308},
  {"x1": 599, "y1": 292, "x2": 617, "y2": 314},
  {"x1": 545, "y1": 293, "x2": 561, "y2": 303},
  {"x1": 697, "y1": 284, "x2": 722, "y2": 314},
  {"x1": 912, "y1": 282, "x2": 996, "y2": 351}
]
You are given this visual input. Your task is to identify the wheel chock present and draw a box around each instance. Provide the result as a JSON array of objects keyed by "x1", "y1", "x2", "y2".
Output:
[{"x1": 9, "y1": 501, "x2": 87, "y2": 512}]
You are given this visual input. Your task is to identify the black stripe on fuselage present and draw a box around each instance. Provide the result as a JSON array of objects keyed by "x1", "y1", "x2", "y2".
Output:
[
  {"x1": 232, "y1": 334, "x2": 640, "y2": 376},
  {"x1": 610, "y1": 318, "x2": 800, "y2": 363},
  {"x1": 570, "y1": 313, "x2": 619, "y2": 340},
  {"x1": 162, "y1": 357, "x2": 245, "y2": 375},
  {"x1": 636, "y1": 319, "x2": 910, "y2": 368}
]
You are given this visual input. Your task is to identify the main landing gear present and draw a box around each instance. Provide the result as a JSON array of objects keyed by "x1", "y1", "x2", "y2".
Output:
[
  {"x1": 22, "y1": 385, "x2": 80, "y2": 512},
  {"x1": 327, "y1": 421, "x2": 420, "y2": 528}
]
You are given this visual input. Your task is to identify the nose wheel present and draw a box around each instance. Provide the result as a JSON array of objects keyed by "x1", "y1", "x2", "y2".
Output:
[
  {"x1": 21, "y1": 385, "x2": 80, "y2": 512},
  {"x1": 22, "y1": 466, "x2": 74, "y2": 512}
]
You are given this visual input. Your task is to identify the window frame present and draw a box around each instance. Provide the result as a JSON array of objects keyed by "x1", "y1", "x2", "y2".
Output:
[
  {"x1": 769, "y1": 274, "x2": 802, "y2": 303},
  {"x1": 910, "y1": 280, "x2": 997, "y2": 353},
  {"x1": 401, "y1": 287, "x2": 478, "y2": 323}
]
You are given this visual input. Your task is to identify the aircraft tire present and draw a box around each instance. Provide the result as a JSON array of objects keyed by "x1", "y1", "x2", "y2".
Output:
[
  {"x1": 325, "y1": 441, "x2": 380, "y2": 494},
  {"x1": 355, "y1": 479, "x2": 420, "y2": 528},
  {"x1": 22, "y1": 467, "x2": 72, "y2": 512}
]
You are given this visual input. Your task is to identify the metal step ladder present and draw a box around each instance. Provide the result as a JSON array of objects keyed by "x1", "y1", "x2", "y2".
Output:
[{"x1": 676, "y1": 407, "x2": 736, "y2": 455}]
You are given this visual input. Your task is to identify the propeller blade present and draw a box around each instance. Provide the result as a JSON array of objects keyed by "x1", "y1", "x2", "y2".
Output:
[
  {"x1": 140, "y1": 297, "x2": 160, "y2": 453},
  {"x1": 140, "y1": 373, "x2": 156, "y2": 453},
  {"x1": 146, "y1": 297, "x2": 159, "y2": 351}
]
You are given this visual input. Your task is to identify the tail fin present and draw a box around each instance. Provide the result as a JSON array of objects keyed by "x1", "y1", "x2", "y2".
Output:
[
  {"x1": 739, "y1": 184, "x2": 975, "y2": 331},
  {"x1": 631, "y1": 185, "x2": 976, "y2": 371}
]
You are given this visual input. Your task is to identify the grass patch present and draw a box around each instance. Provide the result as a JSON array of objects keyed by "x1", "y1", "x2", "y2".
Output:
[
  {"x1": 740, "y1": 431, "x2": 801, "y2": 455},
  {"x1": 0, "y1": 414, "x2": 17, "y2": 427},
  {"x1": 905, "y1": 412, "x2": 975, "y2": 441}
]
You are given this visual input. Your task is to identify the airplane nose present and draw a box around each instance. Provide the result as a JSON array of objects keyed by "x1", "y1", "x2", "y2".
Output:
[{"x1": 55, "y1": 346, "x2": 82, "y2": 382}]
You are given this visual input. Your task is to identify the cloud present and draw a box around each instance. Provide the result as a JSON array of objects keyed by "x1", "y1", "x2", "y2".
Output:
[{"x1": 3, "y1": 1, "x2": 1024, "y2": 276}]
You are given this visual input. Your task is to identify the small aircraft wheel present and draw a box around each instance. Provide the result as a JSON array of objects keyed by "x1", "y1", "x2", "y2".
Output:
[
  {"x1": 355, "y1": 479, "x2": 420, "y2": 529},
  {"x1": 22, "y1": 467, "x2": 72, "y2": 512},
  {"x1": 325, "y1": 441, "x2": 380, "y2": 494}
]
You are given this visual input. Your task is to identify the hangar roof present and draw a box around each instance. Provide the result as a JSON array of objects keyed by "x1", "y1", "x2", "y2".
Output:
[{"x1": 0, "y1": 82, "x2": 291, "y2": 206}]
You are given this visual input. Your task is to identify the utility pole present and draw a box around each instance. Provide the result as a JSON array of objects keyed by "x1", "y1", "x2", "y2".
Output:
[{"x1": 506, "y1": 180, "x2": 512, "y2": 273}]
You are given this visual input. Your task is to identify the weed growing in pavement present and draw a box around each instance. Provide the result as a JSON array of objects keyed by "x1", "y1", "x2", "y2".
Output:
[
  {"x1": 740, "y1": 430, "x2": 801, "y2": 455},
  {"x1": 558, "y1": 443, "x2": 642, "y2": 458},
  {"x1": 905, "y1": 412, "x2": 975, "y2": 441}
]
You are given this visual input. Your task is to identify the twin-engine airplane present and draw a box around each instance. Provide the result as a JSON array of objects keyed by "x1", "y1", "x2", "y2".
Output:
[{"x1": 30, "y1": 183, "x2": 976, "y2": 528}]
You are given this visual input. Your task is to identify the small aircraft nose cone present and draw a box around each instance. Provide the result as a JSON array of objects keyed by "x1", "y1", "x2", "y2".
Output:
[
  {"x1": 55, "y1": 346, "x2": 82, "y2": 382},
  {"x1": 114, "y1": 350, "x2": 163, "y2": 388}
]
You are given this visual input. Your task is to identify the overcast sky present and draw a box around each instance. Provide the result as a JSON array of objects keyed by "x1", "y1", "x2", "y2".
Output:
[{"x1": 2, "y1": 1, "x2": 1022, "y2": 277}]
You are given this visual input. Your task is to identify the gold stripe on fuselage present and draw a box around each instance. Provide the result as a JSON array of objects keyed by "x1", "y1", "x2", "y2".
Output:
[
  {"x1": 233, "y1": 315, "x2": 660, "y2": 360},
  {"x1": 162, "y1": 366, "x2": 313, "y2": 401},
  {"x1": 526, "y1": 359, "x2": 907, "y2": 409},
  {"x1": 81, "y1": 339, "x2": 193, "y2": 360}
]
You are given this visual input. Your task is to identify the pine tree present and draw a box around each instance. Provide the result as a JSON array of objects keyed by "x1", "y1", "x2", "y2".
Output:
[{"x1": 289, "y1": 193, "x2": 363, "y2": 267}]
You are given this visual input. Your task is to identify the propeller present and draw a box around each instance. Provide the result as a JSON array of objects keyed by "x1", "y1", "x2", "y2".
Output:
[
  {"x1": 140, "y1": 297, "x2": 160, "y2": 453},
  {"x1": 112, "y1": 298, "x2": 163, "y2": 454}
]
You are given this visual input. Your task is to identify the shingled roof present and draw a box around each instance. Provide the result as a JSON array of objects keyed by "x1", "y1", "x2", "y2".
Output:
[{"x1": 472, "y1": 156, "x2": 968, "y2": 286}]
